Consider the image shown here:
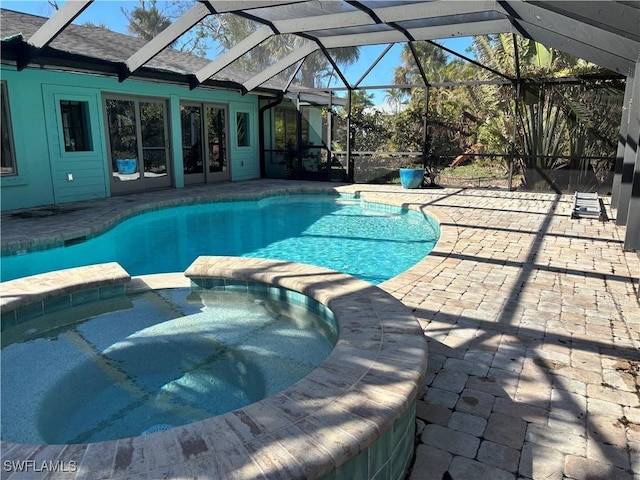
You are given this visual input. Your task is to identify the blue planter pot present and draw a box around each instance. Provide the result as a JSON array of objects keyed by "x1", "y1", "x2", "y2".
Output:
[
  {"x1": 399, "y1": 168, "x2": 424, "y2": 189},
  {"x1": 116, "y1": 158, "x2": 137, "y2": 174}
]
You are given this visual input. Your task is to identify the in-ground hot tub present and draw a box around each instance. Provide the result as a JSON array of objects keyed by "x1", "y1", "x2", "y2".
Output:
[
  {"x1": 3, "y1": 286, "x2": 338, "y2": 445},
  {"x1": 0, "y1": 257, "x2": 428, "y2": 479}
]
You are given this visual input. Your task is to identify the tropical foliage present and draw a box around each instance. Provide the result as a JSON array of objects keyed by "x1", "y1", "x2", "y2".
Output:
[
  {"x1": 468, "y1": 34, "x2": 624, "y2": 189},
  {"x1": 123, "y1": 1, "x2": 359, "y2": 88},
  {"x1": 122, "y1": 0, "x2": 172, "y2": 42},
  {"x1": 330, "y1": 34, "x2": 623, "y2": 190},
  {"x1": 120, "y1": 1, "x2": 623, "y2": 191}
]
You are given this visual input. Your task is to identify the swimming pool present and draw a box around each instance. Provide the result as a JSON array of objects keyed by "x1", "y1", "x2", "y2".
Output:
[{"x1": 0, "y1": 194, "x2": 439, "y2": 284}]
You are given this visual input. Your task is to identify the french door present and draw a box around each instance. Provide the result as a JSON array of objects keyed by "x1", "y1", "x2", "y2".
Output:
[
  {"x1": 105, "y1": 96, "x2": 171, "y2": 194},
  {"x1": 181, "y1": 102, "x2": 228, "y2": 185}
]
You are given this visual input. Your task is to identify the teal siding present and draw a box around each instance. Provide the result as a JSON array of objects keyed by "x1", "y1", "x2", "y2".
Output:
[
  {"x1": 169, "y1": 94, "x2": 185, "y2": 188},
  {"x1": 230, "y1": 104, "x2": 260, "y2": 181},
  {"x1": 42, "y1": 85, "x2": 108, "y2": 204},
  {"x1": 1, "y1": 66, "x2": 260, "y2": 212},
  {"x1": 1, "y1": 69, "x2": 55, "y2": 210}
]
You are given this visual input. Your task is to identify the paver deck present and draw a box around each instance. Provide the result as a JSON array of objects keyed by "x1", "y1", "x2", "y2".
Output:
[{"x1": 2, "y1": 179, "x2": 639, "y2": 480}]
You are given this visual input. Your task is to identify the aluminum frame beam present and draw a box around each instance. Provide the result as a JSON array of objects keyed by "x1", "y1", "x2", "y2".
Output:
[
  {"x1": 269, "y1": 0, "x2": 502, "y2": 35},
  {"x1": 616, "y1": 61, "x2": 640, "y2": 232},
  {"x1": 354, "y1": 43, "x2": 394, "y2": 88},
  {"x1": 319, "y1": 19, "x2": 514, "y2": 49},
  {"x1": 499, "y1": 1, "x2": 639, "y2": 74},
  {"x1": 612, "y1": 74, "x2": 635, "y2": 205},
  {"x1": 375, "y1": 0, "x2": 501, "y2": 22},
  {"x1": 618, "y1": 58, "x2": 640, "y2": 252},
  {"x1": 18, "y1": 0, "x2": 93, "y2": 70},
  {"x1": 243, "y1": 42, "x2": 318, "y2": 92},
  {"x1": 528, "y1": 1, "x2": 640, "y2": 43},
  {"x1": 193, "y1": 26, "x2": 274, "y2": 87},
  {"x1": 271, "y1": 10, "x2": 376, "y2": 32},
  {"x1": 203, "y1": 0, "x2": 307, "y2": 14},
  {"x1": 123, "y1": 2, "x2": 212, "y2": 81}
]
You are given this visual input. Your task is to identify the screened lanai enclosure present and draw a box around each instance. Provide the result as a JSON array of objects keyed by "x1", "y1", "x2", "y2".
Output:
[
  {"x1": 267, "y1": 72, "x2": 626, "y2": 193},
  {"x1": 2, "y1": 0, "x2": 639, "y2": 250}
]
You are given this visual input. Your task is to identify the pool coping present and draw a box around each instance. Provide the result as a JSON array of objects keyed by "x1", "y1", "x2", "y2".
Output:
[
  {"x1": 0, "y1": 257, "x2": 428, "y2": 479},
  {"x1": 0, "y1": 183, "x2": 455, "y2": 265},
  {"x1": 0, "y1": 183, "x2": 348, "y2": 256},
  {"x1": 0, "y1": 262, "x2": 131, "y2": 316}
]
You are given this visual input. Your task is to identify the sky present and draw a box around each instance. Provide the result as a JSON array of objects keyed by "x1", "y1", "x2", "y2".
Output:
[{"x1": 1, "y1": 0, "x2": 474, "y2": 105}]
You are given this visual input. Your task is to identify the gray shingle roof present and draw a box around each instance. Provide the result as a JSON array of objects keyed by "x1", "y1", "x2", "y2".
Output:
[{"x1": 0, "y1": 8, "x2": 253, "y2": 87}]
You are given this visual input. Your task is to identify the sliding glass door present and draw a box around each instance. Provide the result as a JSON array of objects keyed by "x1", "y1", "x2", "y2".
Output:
[
  {"x1": 181, "y1": 102, "x2": 228, "y2": 185},
  {"x1": 105, "y1": 96, "x2": 171, "y2": 194}
]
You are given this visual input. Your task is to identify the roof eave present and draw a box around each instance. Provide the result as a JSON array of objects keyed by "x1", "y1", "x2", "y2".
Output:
[{"x1": 0, "y1": 40, "x2": 273, "y2": 95}]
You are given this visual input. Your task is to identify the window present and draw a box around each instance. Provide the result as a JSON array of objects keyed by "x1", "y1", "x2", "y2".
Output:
[
  {"x1": 236, "y1": 112, "x2": 250, "y2": 147},
  {"x1": 1, "y1": 82, "x2": 16, "y2": 176},
  {"x1": 60, "y1": 100, "x2": 92, "y2": 151},
  {"x1": 274, "y1": 107, "x2": 309, "y2": 150}
]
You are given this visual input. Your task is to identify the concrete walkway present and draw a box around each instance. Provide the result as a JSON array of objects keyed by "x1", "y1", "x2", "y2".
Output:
[{"x1": 2, "y1": 180, "x2": 639, "y2": 480}]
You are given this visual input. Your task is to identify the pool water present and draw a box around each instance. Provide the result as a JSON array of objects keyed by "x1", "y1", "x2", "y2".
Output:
[
  {"x1": 1, "y1": 194, "x2": 439, "y2": 284},
  {"x1": 1, "y1": 288, "x2": 337, "y2": 444}
]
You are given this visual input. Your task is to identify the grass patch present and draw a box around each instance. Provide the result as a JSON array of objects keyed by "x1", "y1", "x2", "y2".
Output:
[{"x1": 441, "y1": 163, "x2": 508, "y2": 178}]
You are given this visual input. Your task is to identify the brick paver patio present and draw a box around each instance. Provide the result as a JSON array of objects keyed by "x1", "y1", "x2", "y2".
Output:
[
  {"x1": 2, "y1": 180, "x2": 639, "y2": 480},
  {"x1": 336, "y1": 184, "x2": 639, "y2": 480}
]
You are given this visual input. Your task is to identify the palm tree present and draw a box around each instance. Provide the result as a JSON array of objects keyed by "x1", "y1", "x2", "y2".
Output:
[
  {"x1": 390, "y1": 42, "x2": 471, "y2": 155},
  {"x1": 187, "y1": 13, "x2": 359, "y2": 88},
  {"x1": 122, "y1": 0, "x2": 172, "y2": 42},
  {"x1": 393, "y1": 42, "x2": 448, "y2": 87},
  {"x1": 303, "y1": 47, "x2": 360, "y2": 89},
  {"x1": 384, "y1": 88, "x2": 407, "y2": 114},
  {"x1": 350, "y1": 90, "x2": 375, "y2": 108}
]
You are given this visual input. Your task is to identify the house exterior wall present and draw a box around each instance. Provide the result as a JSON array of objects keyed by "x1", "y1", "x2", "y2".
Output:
[{"x1": 1, "y1": 66, "x2": 260, "y2": 212}]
